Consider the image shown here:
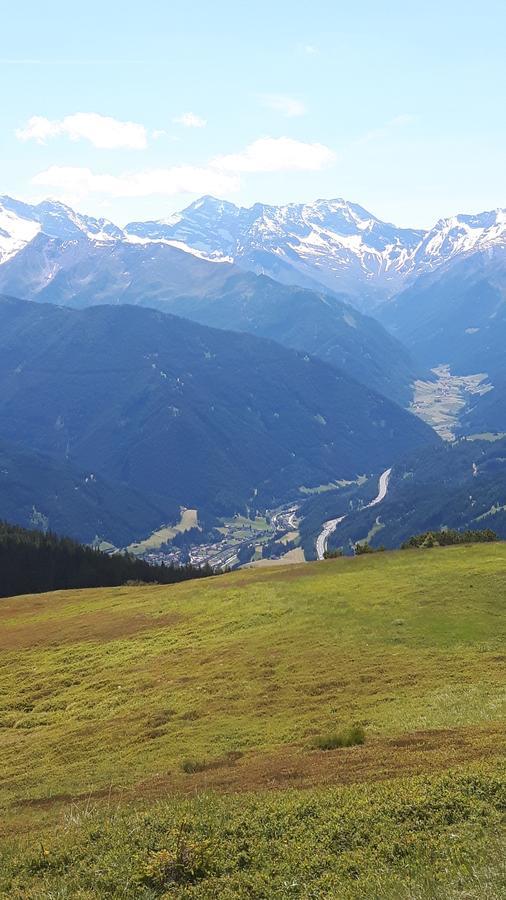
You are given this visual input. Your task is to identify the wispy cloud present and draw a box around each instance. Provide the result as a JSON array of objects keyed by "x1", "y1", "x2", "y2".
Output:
[
  {"x1": 16, "y1": 113, "x2": 148, "y2": 149},
  {"x1": 173, "y1": 112, "x2": 207, "y2": 128},
  {"x1": 355, "y1": 114, "x2": 417, "y2": 146},
  {"x1": 259, "y1": 94, "x2": 307, "y2": 118},
  {"x1": 390, "y1": 114, "x2": 417, "y2": 126},
  {"x1": 211, "y1": 137, "x2": 335, "y2": 173}
]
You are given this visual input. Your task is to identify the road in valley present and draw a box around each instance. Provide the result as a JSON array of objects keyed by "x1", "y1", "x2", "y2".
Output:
[
  {"x1": 367, "y1": 467, "x2": 392, "y2": 508},
  {"x1": 315, "y1": 467, "x2": 392, "y2": 560},
  {"x1": 315, "y1": 515, "x2": 347, "y2": 560}
]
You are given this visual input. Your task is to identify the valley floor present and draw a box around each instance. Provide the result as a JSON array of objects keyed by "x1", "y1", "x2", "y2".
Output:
[{"x1": 410, "y1": 364, "x2": 493, "y2": 439}]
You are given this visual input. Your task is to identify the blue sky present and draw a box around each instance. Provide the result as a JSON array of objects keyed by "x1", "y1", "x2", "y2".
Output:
[{"x1": 3, "y1": 0, "x2": 505, "y2": 226}]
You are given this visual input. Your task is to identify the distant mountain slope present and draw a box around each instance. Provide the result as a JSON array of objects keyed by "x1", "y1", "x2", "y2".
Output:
[
  {"x1": 459, "y1": 376, "x2": 506, "y2": 435},
  {"x1": 379, "y1": 248, "x2": 506, "y2": 432},
  {"x1": 0, "y1": 437, "x2": 167, "y2": 546},
  {"x1": 0, "y1": 195, "x2": 122, "y2": 263},
  {"x1": 0, "y1": 236, "x2": 421, "y2": 405},
  {"x1": 379, "y1": 248, "x2": 506, "y2": 371},
  {"x1": 2, "y1": 194, "x2": 505, "y2": 311},
  {"x1": 126, "y1": 196, "x2": 424, "y2": 306},
  {"x1": 129, "y1": 275, "x2": 421, "y2": 407},
  {"x1": 0, "y1": 296, "x2": 438, "y2": 524},
  {"x1": 126, "y1": 197, "x2": 506, "y2": 307},
  {"x1": 0, "y1": 232, "x2": 238, "y2": 308},
  {"x1": 317, "y1": 436, "x2": 506, "y2": 553}
]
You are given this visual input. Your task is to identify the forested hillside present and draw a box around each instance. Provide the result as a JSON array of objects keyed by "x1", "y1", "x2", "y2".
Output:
[
  {"x1": 0, "y1": 521, "x2": 211, "y2": 598},
  {"x1": 0, "y1": 296, "x2": 437, "y2": 529},
  {"x1": 315, "y1": 436, "x2": 506, "y2": 555},
  {"x1": 0, "y1": 437, "x2": 168, "y2": 545}
]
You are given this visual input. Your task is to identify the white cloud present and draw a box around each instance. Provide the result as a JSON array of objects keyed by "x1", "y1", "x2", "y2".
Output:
[
  {"x1": 16, "y1": 116, "x2": 61, "y2": 143},
  {"x1": 173, "y1": 112, "x2": 207, "y2": 128},
  {"x1": 32, "y1": 165, "x2": 239, "y2": 199},
  {"x1": 16, "y1": 113, "x2": 147, "y2": 149},
  {"x1": 30, "y1": 134, "x2": 337, "y2": 203},
  {"x1": 259, "y1": 94, "x2": 306, "y2": 118},
  {"x1": 211, "y1": 137, "x2": 336, "y2": 173},
  {"x1": 304, "y1": 45, "x2": 318, "y2": 55}
]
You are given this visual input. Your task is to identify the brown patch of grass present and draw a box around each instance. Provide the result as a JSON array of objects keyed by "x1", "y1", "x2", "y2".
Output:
[
  {"x1": 3, "y1": 724, "x2": 503, "y2": 837},
  {"x1": 12, "y1": 784, "x2": 122, "y2": 810},
  {"x1": 73, "y1": 725, "x2": 506, "y2": 801},
  {"x1": 0, "y1": 609, "x2": 183, "y2": 649}
]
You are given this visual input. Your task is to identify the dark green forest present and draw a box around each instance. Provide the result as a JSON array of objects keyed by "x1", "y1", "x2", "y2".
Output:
[{"x1": 0, "y1": 522, "x2": 213, "y2": 598}]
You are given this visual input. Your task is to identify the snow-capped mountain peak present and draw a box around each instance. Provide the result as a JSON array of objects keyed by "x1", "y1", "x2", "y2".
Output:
[
  {"x1": 125, "y1": 197, "x2": 426, "y2": 305},
  {"x1": 0, "y1": 202, "x2": 41, "y2": 264},
  {"x1": 1, "y1": 192, "x2": 505, "y2": 311},
  {"x1": 0, "y1": 195, "x2": 124, "y2": 263},
  {"x1": 125, "y1": 198, "x2": 506, "y2": 307},
  {"x1": 407, "y1": 209, "x2": 506, "y2": 276}
]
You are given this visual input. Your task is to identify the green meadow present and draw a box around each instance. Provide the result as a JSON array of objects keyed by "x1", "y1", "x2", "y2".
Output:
[{"x1": 0, "y1": 544, "x2": 505, "y2": 896}]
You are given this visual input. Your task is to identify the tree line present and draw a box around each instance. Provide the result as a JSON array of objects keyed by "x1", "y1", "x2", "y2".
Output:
[
  {"x1": 401, "y1": 528, "x2": 497, "y2": 549},
  {"x1": 323, "y1": 527, "x2": 498, "y2": 558},
  {"x1": 0, "y1": 521, "x2": 214, "y2": 598}
]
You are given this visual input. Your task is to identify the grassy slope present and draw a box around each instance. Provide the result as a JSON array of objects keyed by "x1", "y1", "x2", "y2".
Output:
[
  {"x1": 2, "y1": 773, "x2": 505, "y2": 899},
  {"x1": 1, "y1": 544, "x2": 505, "y2": 810},
  {"x1": 0, "y1": 545, "x2": 505, "y2": 896}
]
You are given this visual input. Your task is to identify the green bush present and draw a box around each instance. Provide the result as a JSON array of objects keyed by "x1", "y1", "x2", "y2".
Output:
[
  {"x1": 401, "y1": 528, "x2": 498, "y2": 550},
  {"x1": 181, "y1": 758, "x2": 208, "y2": 774},
  {"x1": 141, "y1": 830, "x2": 217, "y2": 888},
  {"x1": 313, "y1": 724, "x2": 366, "y2": 750},
  {"x1": 355, "y1": 541, "x2": 373, "y2": 555}
]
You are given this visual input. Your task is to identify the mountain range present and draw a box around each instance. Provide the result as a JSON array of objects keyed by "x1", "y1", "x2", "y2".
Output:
[
  {"x1": 0, "y1": 234, "x2": 421, "y2": 405},
  {"x1": 126, "y1": 198, "x2": 506, "y2": 307},
  {"x1": 1, "y1": 192, "x2": 506, "y2": 561},
  {"x1": 0, "y1": 295, "x2": 436, "y2": 544},
  {"x1": 1, "y1": 194, "x2": 505, "y2": 310}
]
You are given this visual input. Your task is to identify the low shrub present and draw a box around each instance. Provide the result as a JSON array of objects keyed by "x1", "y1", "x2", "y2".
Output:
[
  {"x1": 181, "y1": 758, "x2": 208, "y2": 774},
  {"x1": 355, "y1": 542, "x2": 373, "y2": 555},
  {"x1": 313, "y1": 724, "x2": 366, "y2": 750},
  {"x1": 401, "y1": 528, "x2": 497, "y2": 550},
  {"x1": 1, "y1": 771, "x2": 505, "y2": 898},
  {"x1": 140, "y1": 829, "x2": 217, "y2": 888}
]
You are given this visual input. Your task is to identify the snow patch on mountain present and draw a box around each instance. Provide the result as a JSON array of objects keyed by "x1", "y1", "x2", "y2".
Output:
[
  {"x1": 124, "y1": 232, "x2": 232, "y2": 262},
  {"x1": 0, "y1": 196, "x2": 123, "y2": 255},
  {"x1": 0, "y1": 206, "x2": 41, "y2": 263},
  {"x1": 405, "y1": 211, "x2": 506, "y2": 278},
  {"x1": 125, "y1": 197, "x2": 506, "y2": 307},
  {"x1": 1, "y1": 194, "x2": 506, "y2": 310}
]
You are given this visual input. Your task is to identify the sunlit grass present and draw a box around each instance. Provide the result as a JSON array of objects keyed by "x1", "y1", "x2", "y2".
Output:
[
  {"x1": 1, "y1": 770, "x2": 504, "y2": 898},
  {"x1": 0, "y1": 545, "x2": 505, "y2": 823},
  {"x1": 0, "y1": 544, "x2": 505, "y2": 894}
]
